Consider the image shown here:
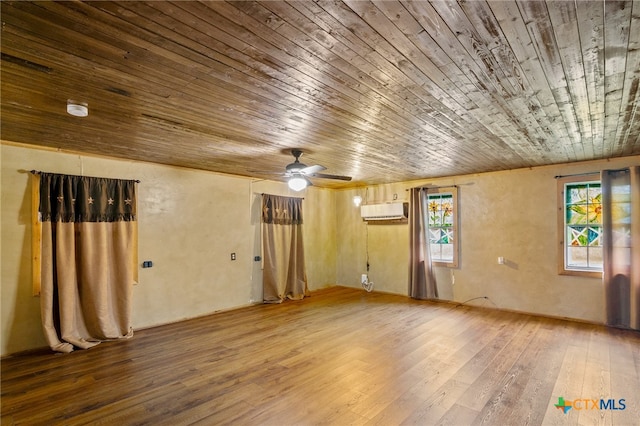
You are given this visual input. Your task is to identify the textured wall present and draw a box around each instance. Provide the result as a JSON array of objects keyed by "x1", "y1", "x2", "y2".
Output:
[
  {"x1": 1, "y1": 143, "x2": 336, "y2": 356},
  {"x1": 336, "y1": 155, "x2": 640, "y2": 323},
  {"x1": 3, "y1": 141, "x2": 638, "y2": 356}
]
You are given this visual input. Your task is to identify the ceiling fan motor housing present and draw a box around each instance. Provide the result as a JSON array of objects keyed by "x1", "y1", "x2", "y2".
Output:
[
  {"x1": 286, "y1": 149, "x2": 306, "y2": 173},
  {"x1": 286, "y1": 161, "x2": 306, "y2": 173}
]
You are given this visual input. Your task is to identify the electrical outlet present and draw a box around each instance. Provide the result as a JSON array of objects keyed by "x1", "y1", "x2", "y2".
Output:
[
  {"x1": 231, "y1": 253, "x2": 236, "y2": 261},
  {"x1": 361, "y1": 274, "x2": 368, "y2": 284}
]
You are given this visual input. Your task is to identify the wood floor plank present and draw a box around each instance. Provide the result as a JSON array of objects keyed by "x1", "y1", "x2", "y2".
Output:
[
  {"x1": 453, "y1": 317, "x2": 536, "y2": 412},
  {"x1": 608, "y1": 329, "x2": 640, "y2": 425},
  {"x1": 2, "y1": 286, "x2": 639, "y2": 426},
  {"x1": 542, "y1": 344, "x2": 589, "y2": 425},
  {"x1": 433, "y1": 403, "x2": 480, "y2": 426},
  {"x1": 578, "y1": 328, "x2": 613, "y2": 426},
  {"x1": 495, "y1": 321, "x2": 566, "y2": 426}
]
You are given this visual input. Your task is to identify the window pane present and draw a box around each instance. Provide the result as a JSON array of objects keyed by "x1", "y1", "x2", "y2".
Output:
[
  {"x1": 442, "y1": 200, "x2": 453, "y2": 225},
  {"x1": 428, "y1": 199, "x2": 440, "y2": 226},
  {"x1": 588, "y1": 246, "x2": 603, "y2": 269},
  {"x1": 441, "y1": 228, "x2": 453, "y2": 244},
  {"x1": 440, "y1": 244, "x2": 454, "y2": 262},
  {"x1": 587, "y1": 202, "x2": 602, "y2": 224},
  {"x1": 613, "y1": 226, "x2": 631, "y2": 247},
  {"x1": 612, "y1": 186, "x2": 631, "y2": 225},
  {"x1": 567, "y1": 206, "x2": 588, "y2": 224},
  {"x1": 588, "y1": 185, "x2": 601, "y2": 201},
  {"x1": 567, "y1": 246, "x2": 588, "y2": 267},
  {"x1": 567, "y1": 185, "x2": 588, "y2": 204},
  {"x1": 587, "y1": 226, "x2": 601, "y2": 246},
  {"x1": 428, "y1": 229, "x2": 441, "y2": 244},
  {"x1": 568, "y1": 226, "x2": 589, "y2": 246},
  {"x1": 614, "y1": 203, "x2": 631, "y2": 224}
]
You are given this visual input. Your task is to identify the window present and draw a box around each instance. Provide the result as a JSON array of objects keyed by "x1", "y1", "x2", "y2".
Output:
[
  {"x1": 558, "y1": 175, "x2": 602, "y2": 277},
  {"x1": 426, "y1": 187, "x2": 458, "y2": 267}
]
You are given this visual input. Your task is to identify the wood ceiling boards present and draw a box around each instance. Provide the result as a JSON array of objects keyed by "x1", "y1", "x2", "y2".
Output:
[{"x1": 1, "y1": 1, "x2": 639, "y2": 188}]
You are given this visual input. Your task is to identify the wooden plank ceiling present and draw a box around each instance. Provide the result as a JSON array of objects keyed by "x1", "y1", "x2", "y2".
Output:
[{"x1": 1, "y1": 1, "x2": 639, "y2": 188}]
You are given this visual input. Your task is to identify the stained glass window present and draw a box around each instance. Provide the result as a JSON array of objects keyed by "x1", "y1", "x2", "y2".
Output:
[
  {"x1": 427, "y1": 193, "x2": 455, "y2": 264},
  {"x1": 564, "y1": 181, "x2": 602, "y2": 271}
]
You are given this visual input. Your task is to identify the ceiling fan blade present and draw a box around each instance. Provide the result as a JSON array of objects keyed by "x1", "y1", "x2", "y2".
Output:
[
  {"x1": 300, "y1": 164, "x2": 326, "y2": 175},
  {"x1": 310, "y1": 173, "x2": 352, "y2": 181}
]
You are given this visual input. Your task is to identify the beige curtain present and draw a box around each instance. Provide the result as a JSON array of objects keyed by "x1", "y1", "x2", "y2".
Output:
[
  {"x1": 35, "y1": 172, "x2": 137, "y2": 353},
  {"x1": 261, "y1": 194, "x2": 308, "y2": 303},
  {"x1": 602, "y1": 166, "x2": 640, "y2": 330},
  {"x1": 408, "y1": 188, "x2": 438, "y2": 299}
]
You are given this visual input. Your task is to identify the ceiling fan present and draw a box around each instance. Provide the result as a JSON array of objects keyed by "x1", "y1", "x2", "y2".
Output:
[{"x1": 281, "y1": 149, "x2": 352, "y2": 191}]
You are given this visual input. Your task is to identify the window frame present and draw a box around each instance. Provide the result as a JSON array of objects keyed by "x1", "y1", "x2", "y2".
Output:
[
  {"x1": 557, "y1": 174, "x2": 602, "y2": 278},
  {"x1": 425, "y1": 186, "x2": 459, "y2": 268}
]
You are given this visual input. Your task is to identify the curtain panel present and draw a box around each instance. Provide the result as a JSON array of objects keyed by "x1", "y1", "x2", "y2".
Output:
[
  {"x1": 602, "y1": 166, "x2": 640, "y2": 330},
  {"x1": 261, "y1": 194, "x2": 308, "y2": 303},
  {"x1": 408, "y1": 188, "x2": 438, "y2": 299},
  {"x1": 34, "y1": 172, "x2": 138, "y2": 353}
]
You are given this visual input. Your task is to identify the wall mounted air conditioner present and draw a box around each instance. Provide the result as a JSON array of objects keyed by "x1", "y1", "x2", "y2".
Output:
[{"x1": 360, "y1": 202, "x2": 408, "y2": 222}]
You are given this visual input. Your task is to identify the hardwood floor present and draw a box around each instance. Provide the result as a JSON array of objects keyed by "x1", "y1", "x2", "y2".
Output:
[{"x1": 2, "y1": 286, "x2": 639, "y2": 425}]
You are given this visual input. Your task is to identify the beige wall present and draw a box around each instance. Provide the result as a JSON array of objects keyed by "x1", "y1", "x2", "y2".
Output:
[
  {"x1": 336, "y1": 155, "x2": 640, "y2": 323},
  {"x1": 1, "y1": 143, "x2": 336, "y2": 356},
  {"x1": 3, "y1": 142, "x2": 638, "y2": 356}
]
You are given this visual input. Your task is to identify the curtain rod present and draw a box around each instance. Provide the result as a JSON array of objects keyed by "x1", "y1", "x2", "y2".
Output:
[
  {"x1": 260, "y1": 193, "x2": 304, "y2": 199},
  {"x1": 30, "y1": 170, "x2": 141, "y2": 183},
  {"x1": 554, "y1": 171, "x2": 598, "y2": 179},
  {"x1": 406, "y1": 184, "x2": 458, "y2": 191},
  {"x1": 554, "y1": 168, "x2": 628, "y2": 179}
]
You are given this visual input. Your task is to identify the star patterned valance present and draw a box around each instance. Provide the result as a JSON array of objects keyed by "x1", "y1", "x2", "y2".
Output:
[
  {"x1": 261, "y1": 194, "x2": 303, "y2": 225},
  {"x1": 38, "y1": 172, "x2": 137, "y2": 223}
]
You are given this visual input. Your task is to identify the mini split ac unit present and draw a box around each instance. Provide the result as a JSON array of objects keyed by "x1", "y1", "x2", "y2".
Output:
[{"x1": 360, "y1": 202, "x2": 408, "y2": 221}]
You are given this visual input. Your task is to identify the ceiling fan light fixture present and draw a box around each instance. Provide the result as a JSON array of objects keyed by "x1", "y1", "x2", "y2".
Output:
[
  {"x1": 279, "y1": 149, "x2": 351, "y2": 189},
  {"x1": 67, "y1": 100, "x2": 88, "y2": 117},
  {"x1": 288, "y1": 175, "x2": 308, "y2": 191}
]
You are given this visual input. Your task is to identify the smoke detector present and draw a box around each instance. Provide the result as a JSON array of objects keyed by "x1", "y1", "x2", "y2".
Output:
[{"x1": 67, "y1": 100, "x2": 88, "y2": 117}]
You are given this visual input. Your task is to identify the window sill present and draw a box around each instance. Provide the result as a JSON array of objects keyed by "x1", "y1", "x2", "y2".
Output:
[
  {"x1": 433, "y1": 261, "x2": 458, "y2": 268},
  {"x1": 559, "y1": 269, "x2": 602, "y2": 279}
]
